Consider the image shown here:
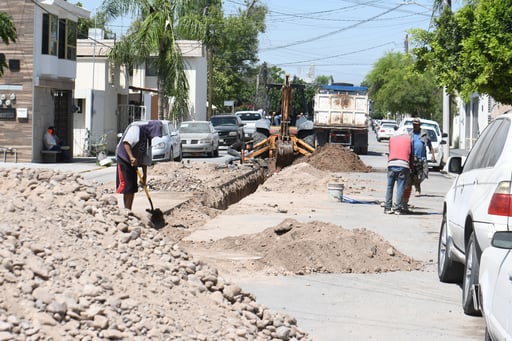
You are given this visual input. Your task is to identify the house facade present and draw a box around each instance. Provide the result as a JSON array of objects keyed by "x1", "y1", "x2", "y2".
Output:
[
  {"x1": 452, "y1": 94, "x2": 512, "y2": 151},
  {"x1": 0, "y1": 0, "x2": 89, "y2": 162},
  {"x1": 74, "y1": 34, "x2": 207, "y2": 156}
]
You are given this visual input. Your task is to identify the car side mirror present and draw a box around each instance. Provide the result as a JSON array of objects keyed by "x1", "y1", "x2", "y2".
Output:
[
  {"x1": 447, "y1": 156, "x2": 463, "y2": 174},
  {"x1": 440, "y1": 140, "x2": 447, "y2": 145},
  {"x1": 442, "y1": 133, "x2": 448, "y2": 138}
]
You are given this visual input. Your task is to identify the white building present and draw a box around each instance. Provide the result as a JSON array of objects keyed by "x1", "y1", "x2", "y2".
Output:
[{"x1": 74, "y1": 32, "x2": 207, "y2": 155}]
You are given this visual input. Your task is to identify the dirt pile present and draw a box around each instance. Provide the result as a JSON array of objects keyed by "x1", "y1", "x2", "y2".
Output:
[
  {"x1": 294, "y1": 144, "x2": 373, "y2": 172},
  {"x1": 186, "y1": 218, "x2": 421, "y2": 276},
  {"x1": 181, "y1": 162, "x2": 421, "y2": 276},
  {"x1": 0, "y1": 168, "x2": 310, "y2": 340}
]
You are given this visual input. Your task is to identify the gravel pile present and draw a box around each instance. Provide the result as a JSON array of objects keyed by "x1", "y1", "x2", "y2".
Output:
[{"x1": 0, "y1": 168, "x2": 310, "y2": 340}]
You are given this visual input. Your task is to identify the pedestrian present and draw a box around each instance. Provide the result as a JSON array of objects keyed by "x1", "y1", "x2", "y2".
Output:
[
  {"x1": 116, "y1": 120, "x2": 163, "y2": 210},
  {"x1": 384, "y1": 132, "x2": 411, "y2": 215},
  {"x1": 409, "y1": 118, "x2": 435, "y2": 197},
  {"x1": 43, "y1": 126, "x2": 71, "y2": 161}
]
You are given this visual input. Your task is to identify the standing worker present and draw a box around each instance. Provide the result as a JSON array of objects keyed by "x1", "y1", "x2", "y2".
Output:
[
  {"x1": 384, "y1": 132, "x2": 411, "y2": 215},
  {"x1": 116, "y1": 120, "x2": 163, "y2": 210},
  {"x1": 409, "y1": 118, "x2": 435, "y2": 197}
]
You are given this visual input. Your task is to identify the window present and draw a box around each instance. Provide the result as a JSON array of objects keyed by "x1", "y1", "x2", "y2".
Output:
[
  {"x1": 463, "y1": 119, "x2": 506, "y2": 172},
  {"x1": 145, "y1": 57, "x2": 158, "y2": 77},
  {"x1": 42, "y1": 14, "x2": 77, "y2": 60},
  {"x1": 66, "y1": 20, "x2": 77, "y2": 61}
]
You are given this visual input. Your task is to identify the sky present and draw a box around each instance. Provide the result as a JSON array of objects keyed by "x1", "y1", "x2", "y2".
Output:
[{"x1": 77, "y1": 0, "x2": 436, "y2": 86}]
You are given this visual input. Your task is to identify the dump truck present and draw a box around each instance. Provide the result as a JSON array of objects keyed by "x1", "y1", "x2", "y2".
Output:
[{"x1": 313, "y1": 84, "x2": 370, "y2": 155}]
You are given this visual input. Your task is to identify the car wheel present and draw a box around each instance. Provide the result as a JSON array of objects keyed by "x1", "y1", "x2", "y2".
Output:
[
  {"x1": 462, "y1": 232, "x2": 482, "y2": 316},
  {"x1": 214, "y1": 145, "x2": 219, "y2": 157},
  {"x1": 208, "y1": 146, "x2": 214, "y2": 158},
  {"x1": 438, "y1": 212, "x2": 464, "y2": 283},
  {"x1": 377, "y1": 137, "x2": 381, "y2": 142},
  {"x1": 485, "y1": 327, "x2": 492, "y2": 341}
]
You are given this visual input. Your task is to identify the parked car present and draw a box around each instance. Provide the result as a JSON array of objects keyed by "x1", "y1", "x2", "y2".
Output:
[
  {"x1": 376, "y1": 122, "x2": 397, "y2": 142},
  {"x1": 437, "y1": 112, "x2": 512, "y2": 316},
  {"x1": 210, "y1": 115, "x2": 245, "y2": 146},
  {"x1": 152, "y1": 120, "x2": 182, "y2": 162},
  {"x1": 397, "y1": 117, "x2": 443, "y2": 139},
  {"x1": 478, "y1": 231, "x2": 512, "y2": 341},
  {"x1": 179, "y1": 121, "x2": 219, "y2": 157},
  {"x1": 235, "y1": 111, "x2": 263, "y2": 140}
]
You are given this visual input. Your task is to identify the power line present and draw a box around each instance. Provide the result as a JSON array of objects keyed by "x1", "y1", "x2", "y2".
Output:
[{"x1": 259, "y1": 4, "x2": 405, "y2": 52}]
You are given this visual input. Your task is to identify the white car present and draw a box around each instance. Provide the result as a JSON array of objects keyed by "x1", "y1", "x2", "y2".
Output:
[
  {"x1": 376, "y1": 122, "x2": 397, "y2": 142},
  {"x1": 437, "y1": 112, "x2": 512, "y2": 316},
  {"x1": 478, "y1": 231, "x2": 512, "y2": 341},
  {"x1": 179, "y1": 121, "x2": 219, "y2": 157},
  {"x1": 152, "y1": 120, "x2": 182, "y2": 162},
  {"x1": 235, "y1": 111, "x2": 263, "y2": 140},
  {"x1": 397, "y1": 117, "x2": 443, "y2": 140}
]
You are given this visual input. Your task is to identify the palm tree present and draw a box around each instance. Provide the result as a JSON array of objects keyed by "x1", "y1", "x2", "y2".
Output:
[
  {"x1": 0, "y1": 11, "x2": 17, "y2": 77},
  {"x1": 101, "y1": 0, "x2": 203, "y2": 121}
]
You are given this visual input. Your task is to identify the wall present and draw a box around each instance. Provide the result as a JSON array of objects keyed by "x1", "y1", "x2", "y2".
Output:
[{"x1": 0, "y1": 0, "x2": 35, "y2": 162}]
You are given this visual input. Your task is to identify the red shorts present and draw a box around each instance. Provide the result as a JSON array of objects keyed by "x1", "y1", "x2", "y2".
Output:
[{"x1": 116, "y1": 159, "x2": 138, "y2": 194}]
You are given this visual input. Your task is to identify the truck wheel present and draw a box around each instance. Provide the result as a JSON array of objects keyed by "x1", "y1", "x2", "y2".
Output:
[
  {"x1": 355, "y1": 146, "x2": 368, "y2": 155},
  {"x1": 315, "y1": 131, "x2": 328, "y2": 147},
  {"x1": 302, "y1": 134, "x2": 315, "y2": 148}
]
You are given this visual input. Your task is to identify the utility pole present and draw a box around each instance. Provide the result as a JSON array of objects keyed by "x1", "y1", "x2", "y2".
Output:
[
  {"x1": 207, "y1": 46, "x2": 213, "y2": 120},
  {"x1": 442, "y1": 0, "x2": 452, "y2": 162}
]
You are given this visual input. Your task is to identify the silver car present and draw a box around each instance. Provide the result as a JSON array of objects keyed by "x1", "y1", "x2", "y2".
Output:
[
  {"x1": 152, "y1": 120, "x2": 182, "y2": 162},
  {"x1": 179, "y1": 121, "x2": 219, "y2": 157},
  {"x1": 438, "y1": 112, "x2": 512, "y2": 316}
]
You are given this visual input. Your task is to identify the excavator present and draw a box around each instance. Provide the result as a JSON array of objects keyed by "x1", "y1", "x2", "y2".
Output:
[{"x1": 244, "y1": 75, "x2": 315, "y2": 168}]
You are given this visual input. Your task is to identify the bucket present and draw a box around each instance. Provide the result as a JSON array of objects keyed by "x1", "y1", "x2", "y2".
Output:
[{"x1": 327, "y1": 183, "x2": 344, "y2": 201}]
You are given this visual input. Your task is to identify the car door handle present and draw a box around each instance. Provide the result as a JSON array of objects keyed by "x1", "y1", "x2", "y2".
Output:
[
  {"x1": 509, "y1": 273, "x2": 512, "y2": 281},
  {"x1": 473, "y1": 179, "x2": 478, "y2": 185}
]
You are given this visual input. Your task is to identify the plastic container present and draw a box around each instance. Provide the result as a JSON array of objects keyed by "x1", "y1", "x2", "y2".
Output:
[{"x1": 327, "y1": 183, "x2": 344, "y2": 201}]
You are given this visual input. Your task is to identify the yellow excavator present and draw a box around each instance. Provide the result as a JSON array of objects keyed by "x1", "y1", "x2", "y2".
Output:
[{"x1": 245, "y1": 75, "x2": 315, "y2": 168}]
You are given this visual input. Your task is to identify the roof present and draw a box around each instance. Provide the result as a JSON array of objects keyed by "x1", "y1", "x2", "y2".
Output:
[{"x1": 319, "y1": 85, "x2": 368, "y2": 93}]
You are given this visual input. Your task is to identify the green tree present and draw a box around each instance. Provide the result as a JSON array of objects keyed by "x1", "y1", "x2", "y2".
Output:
[
  {"x1": 211, "y1": 2, "x2": 267, "y2": 112},
  {"x1": 102, "y1": 0, "x2": 203, "y2": 121},
  {"x1": 364, "y1": 52, "x2": 442, "y2": 121},
  {"x1": 413, "y1": 0, "x2": 512, "y2": 104},
  {"x1": 0, "y1": 11, "x2": 17, "y2": 77},
  {"x1": 75, "y1": 6, "x2": 115, "y2": 40}
]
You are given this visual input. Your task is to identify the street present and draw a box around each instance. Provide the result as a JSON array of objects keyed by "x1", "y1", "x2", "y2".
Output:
[
  {"x1": 184, "y1": 131, "x2": 485, "y2": 341},
  {"x1": 0, "y1": 132, "x2": 484, "y2": 340}
]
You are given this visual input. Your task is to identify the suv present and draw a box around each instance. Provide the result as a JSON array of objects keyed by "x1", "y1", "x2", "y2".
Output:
[
  {"x1": 210, "y1": 115, "x2": 245, "y2": 146},
  {"x1": 438, "y1": 112, "x2": 512, "y2": 316},
  {"x1": 235, "y1": 111, "x2": 263, "y2": 140}
]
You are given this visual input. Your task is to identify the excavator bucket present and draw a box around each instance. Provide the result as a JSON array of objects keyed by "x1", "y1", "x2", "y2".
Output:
[{"x1": 275, "y1": 140, "x2": 294, "y2": 168}]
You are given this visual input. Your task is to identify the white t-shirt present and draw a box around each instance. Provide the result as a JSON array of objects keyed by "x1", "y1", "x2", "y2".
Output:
[{"x1": 121, "y1": 125, "x2": 152, "y2": 166}]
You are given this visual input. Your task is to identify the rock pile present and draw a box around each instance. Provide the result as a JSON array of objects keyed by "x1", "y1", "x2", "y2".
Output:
[{"x1": 0, "y1": 168, "x2": 310, "y2": 340}]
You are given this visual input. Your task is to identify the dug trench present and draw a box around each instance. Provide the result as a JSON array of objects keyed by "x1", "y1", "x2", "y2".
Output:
[{"x1": 149, "y1": 144, "x2": 423, "y2": 278}]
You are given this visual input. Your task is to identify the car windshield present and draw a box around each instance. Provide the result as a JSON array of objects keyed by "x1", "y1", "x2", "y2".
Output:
[
  {"x1": 179, "y1": 123, "x2": 209, "y2": 134},
  {"x1": 238, "y1": 113, "x2": 261, "y2": 121},
  {"x1": 211, "y1": 117, "x2": 237, "y2": 126},
  {"x1": 162, "y1": 123, "x2": 169, "y2": 135}
]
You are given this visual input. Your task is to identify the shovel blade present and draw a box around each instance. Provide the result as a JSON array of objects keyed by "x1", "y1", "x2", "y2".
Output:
[{"x1": 146, "y1": 208, "x2": 166, "y2": 229}]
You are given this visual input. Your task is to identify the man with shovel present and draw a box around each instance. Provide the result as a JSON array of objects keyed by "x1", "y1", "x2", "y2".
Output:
[{"x1": 116, "y1": 120, "x2": 163, "y2": 210}]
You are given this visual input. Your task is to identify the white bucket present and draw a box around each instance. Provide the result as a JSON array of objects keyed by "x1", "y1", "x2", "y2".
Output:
[{"x1": 327, "y1": 183, "x2": 344, "y2": 201}]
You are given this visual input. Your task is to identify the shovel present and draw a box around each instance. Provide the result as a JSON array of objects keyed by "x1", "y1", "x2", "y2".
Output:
[{"x1": 136, "y1": 168, "x2": 166, "y2": 229}]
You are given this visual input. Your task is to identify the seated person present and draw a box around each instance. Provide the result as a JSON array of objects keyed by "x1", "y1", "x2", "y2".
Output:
[{"x1": 43, "y1": 126, "x2": 71, "y2": 161}]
